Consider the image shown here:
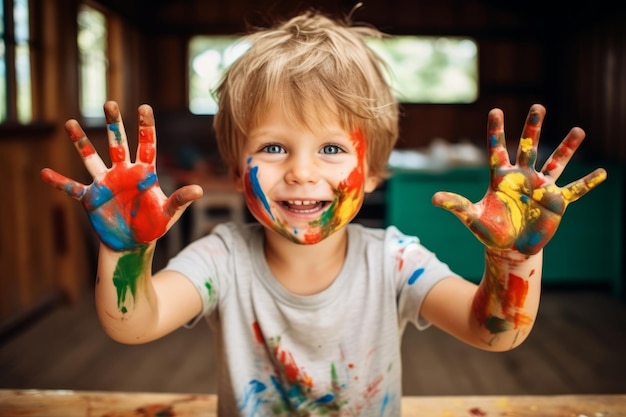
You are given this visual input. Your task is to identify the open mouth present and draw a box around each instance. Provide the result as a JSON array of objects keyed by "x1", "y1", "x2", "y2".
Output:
[{"x1": 281, "y1": 200, "x2": 331, "y2": 213}]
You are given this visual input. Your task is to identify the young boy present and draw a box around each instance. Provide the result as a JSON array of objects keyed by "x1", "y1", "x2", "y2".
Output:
[{"x1": 41, "y1": 10, "x2": 607, "y2": 417}]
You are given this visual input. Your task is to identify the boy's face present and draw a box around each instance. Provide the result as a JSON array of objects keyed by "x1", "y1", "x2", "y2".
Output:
[{"x1": 235, "y1": 103, "x2": 378, "y2": 244}]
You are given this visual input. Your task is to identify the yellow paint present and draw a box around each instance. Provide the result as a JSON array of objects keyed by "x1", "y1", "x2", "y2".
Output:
[
  {"x1": 336, "y1": 189, "x2": 360, "y2": 225},
  {"x1": 519, "y1": 137, "x2": 533, "y2": 155},
  {"x1": 496, "y1": 171, "x2": 527, "y2": 232},
  {"x1": 532, "y1": 188, "x2": 545, "y2": 201},
  {"x1": 490, "y1": 151, "x2": 506, "y2": 166},
  {"x1": 528, "y1": 207, "x2": 540, "y2": 221},
  {"x1": 591, "y1": 170, "x2": 608, "y2": 185}
]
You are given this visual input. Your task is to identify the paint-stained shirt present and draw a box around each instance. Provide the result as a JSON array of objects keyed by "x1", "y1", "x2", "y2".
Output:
[{"x1": 165, "y1": 222, "x2": 457, "y2": 417}]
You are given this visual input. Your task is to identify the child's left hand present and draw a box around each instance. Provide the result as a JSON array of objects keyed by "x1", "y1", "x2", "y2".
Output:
[{"x1": 432, "y1": 104, "x2": 607, "y2": 255}]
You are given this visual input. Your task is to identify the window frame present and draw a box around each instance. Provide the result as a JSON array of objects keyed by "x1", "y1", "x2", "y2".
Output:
[{"x1": 1, "y1": 0, "x2": 33, "y2": 125}]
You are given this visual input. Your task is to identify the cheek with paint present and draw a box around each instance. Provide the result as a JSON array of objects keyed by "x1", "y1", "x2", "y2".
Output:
[
  {"x1": 243, "y1": 130, "x2": 368, "y2": 245},
  {"x1": 315, "y1": 130, "x2": 368, "y2": 239}
]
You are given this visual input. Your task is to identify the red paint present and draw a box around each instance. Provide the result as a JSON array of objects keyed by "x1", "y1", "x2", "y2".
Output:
[
  {"x1": 337, "y1": 129, "x2": 367, "y2": 194},
  {"x1": 505, "y1": 273, "x2": 528, "y2": 309},
  {"x1": 138, "y1": 128, "x2": 156, "y2": 163},
  {"x1": 41, "y1": 169, "x2": 85, "y2": 199},
  {"x1": 100, "y1": 165, "x2": 169, "y2": 243},
  {"x1": 252, "y1": 321, "x2": 264, "y2": 344},
  {"x1": 364, "y1": 374, "x2": 383, "y2": 400},
  {"x1": 469, "y1": 407, "x2": 487, "y2": 416},
  {"x1": 76, "y1": 138, "x2": 96, "y2": 158},
  {"x1": 303, "y1": 230, "x2": 322, "y2": 243},
  {"x1": 110, "y1": 145, "x2": 127, "y2": 163}
]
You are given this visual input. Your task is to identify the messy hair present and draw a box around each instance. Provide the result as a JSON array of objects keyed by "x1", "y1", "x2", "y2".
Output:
[{"x1": 213, "y1": 9, "x2": 399, "y2": 180}]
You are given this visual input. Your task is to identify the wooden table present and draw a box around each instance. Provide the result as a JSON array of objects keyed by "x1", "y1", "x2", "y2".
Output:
[{"x1": 1, "y1": 389, "x2": 624, "y2": 416}]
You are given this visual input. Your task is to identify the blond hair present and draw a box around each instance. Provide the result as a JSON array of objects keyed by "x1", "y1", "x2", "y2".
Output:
[{"x1": 213, "y1": 10, "x2": 399, "y2": 180}]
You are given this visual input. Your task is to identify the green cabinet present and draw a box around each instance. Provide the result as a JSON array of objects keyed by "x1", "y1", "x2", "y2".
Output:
[{"x1": 385, "y1": 163, "x2": 623, "y2": 297}]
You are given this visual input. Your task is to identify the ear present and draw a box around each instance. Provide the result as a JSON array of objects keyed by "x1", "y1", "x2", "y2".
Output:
[
  {"x1": 364, "y1": 175, "x2": 380, "y2": 193},
  {"x1": 229, "y1": 167, "x2": 245, "y2": 192},
  {"x1": 233, "y1": 172, "x2": 245, "y2": 192}
]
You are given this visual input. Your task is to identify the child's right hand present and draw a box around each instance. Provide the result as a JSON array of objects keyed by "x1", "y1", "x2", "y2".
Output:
[{"x1": 41, "y1": 101, "x2": 203, "y2": 251}]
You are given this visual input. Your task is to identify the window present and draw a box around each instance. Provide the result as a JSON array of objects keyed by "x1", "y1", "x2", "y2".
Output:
[
  {"x1": 188, "y1": 34, "x2": 478, "y2": 115},
  {"x1": 77, "y1": 3, "x2": 107, "y2": 119},
  {"x1": 188, "y1": 36, "x2": 250, "y2": 115},
  {"x1": 0, "y1": 0, "x2": 32, "y2": 123},
  {"x1": 366, "y1": 36, "x2": 478, "y2": 104}
]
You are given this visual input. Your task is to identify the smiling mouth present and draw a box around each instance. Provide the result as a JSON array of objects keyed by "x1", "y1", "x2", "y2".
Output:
[{"x1": 282, "y1": 200, "x2": 331, "y2": 213}]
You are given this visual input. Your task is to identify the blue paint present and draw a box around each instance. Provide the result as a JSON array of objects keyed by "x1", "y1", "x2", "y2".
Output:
[
  {"x1": 83, "y1": 182, "x2": 113, "y2": 211},
  {"x1": 137, "y1": 172, "x2": 157, "y2": 191},
  {"x1": 529, "y1": 113, "x2": 540, "y2": 125},
  {"x1": 489, "y1": 133, "x2": 499, "y2": 147},
  {"x1": 515, "y1": 230, "x2": 544, "y2": 254},
  {"x1": 408, "y1": 268, "x2": 425, "y2": 285},
  {"x1": 313, "y1": 393, "x2": 335, "y2": 404},
  {"x1": 379, "y1": 391, "x2": 391, "y2": 415},
  {"x1": 249, "y1": 164, "x2": 274, "y2": 220},
  {"x1": 88, "y1": 210, "x2": 135, "y2": 250},
  {"x1": 108, "y1": 122, "x2": 123, "y2": 143}
]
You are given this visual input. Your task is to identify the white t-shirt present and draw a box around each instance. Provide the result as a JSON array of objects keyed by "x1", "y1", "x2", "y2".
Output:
[{"x1": 165, "y1": 222, "x2": 456, "y2": 416}]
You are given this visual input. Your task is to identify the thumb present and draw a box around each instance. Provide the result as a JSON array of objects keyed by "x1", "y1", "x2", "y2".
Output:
[
  {"x1": 432, "y1": 191, "x2": 476, "y2": 225},
  {"x1": 165, "y1": 184, "x2": 204, "y2": 218}
]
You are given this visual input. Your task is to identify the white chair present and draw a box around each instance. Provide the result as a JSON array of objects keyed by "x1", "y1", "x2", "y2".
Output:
[
  {"x1": 189, "y1": 190, "x2": 245, "y2": 241},
  {"x1": 160, "y1": 173, "x2": 245, "y2": 257}
]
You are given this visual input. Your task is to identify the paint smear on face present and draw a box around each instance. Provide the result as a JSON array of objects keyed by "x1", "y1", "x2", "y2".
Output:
[{"x1": 243, "y1": 130, "x2": 368, "y2": 244}]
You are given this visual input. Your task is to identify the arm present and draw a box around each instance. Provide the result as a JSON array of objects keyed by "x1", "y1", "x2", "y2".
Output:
[
  {"x1": 41, "y1": 101, "x2": 204, "y2": 344},
  {"x1": 421, "y1": 104, "x2": 607, "y2": 351}
]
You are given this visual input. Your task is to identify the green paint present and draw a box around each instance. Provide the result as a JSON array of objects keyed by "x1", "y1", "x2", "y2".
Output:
[
  {"x1": 112, "y1": 245, "x2": 149, "y2": 313},
  {"x1": 484, "y1": 315, "x2": 513, "y2": 334},
  {"x1": 204, "y1": 280, "x2": 213, "y2": 298},
  {"x1": 330, "y1": 362, "x2": 338, "y2": 386}
]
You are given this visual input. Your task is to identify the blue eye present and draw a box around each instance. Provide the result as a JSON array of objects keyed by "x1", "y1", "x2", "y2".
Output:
[
  {"x1": 322, "y1": 144, "x2": 342, "y2": 154},
  {"x1": 263, "y1": 144, "x2": 284, "y2": 154}
]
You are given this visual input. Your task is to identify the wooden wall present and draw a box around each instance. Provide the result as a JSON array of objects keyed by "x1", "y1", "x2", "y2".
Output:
[
  {"x1": 102, "y1": 0, "x2": 626, "y2": 161},
  {"x1": 1, "y1": 0, "x2": 624, "y2": 331}
]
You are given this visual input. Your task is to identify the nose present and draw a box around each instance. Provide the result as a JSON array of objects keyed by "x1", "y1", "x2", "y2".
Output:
[{"x1": 284, "y1": 154, "x2": 319, "y2": 184}]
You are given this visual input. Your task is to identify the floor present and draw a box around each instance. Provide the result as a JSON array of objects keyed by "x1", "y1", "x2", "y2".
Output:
[{"x1": 1, "y1": 286, "x2": 625, "y2": 396}]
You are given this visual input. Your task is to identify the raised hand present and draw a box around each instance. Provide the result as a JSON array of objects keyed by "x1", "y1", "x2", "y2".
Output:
[
  {"x1": 432, "y1": 104, "x2": 607, "y2": 255},
  {"x1": 41, "y1": 101, "x2": 203, "y2": 251}
]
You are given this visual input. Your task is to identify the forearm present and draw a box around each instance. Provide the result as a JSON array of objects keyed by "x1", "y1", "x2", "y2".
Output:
[
  {"x1": 95, "y1": 243, "x2": 160, "y2": 344},
  {"x1": 470, "y1": 247, "x2": 543, "y2": 350}
]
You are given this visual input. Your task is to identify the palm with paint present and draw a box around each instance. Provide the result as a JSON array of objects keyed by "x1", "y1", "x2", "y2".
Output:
[
  {"x1": 41, "y1": 101, "x2": 203, "y2": 252},
  {"x1": 432, "y1": 104, "x2": 607, "y2": 255}
]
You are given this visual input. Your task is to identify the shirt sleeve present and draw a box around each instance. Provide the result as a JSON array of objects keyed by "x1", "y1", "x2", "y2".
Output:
[
  {"x1": 385, "y1": 226, "x2": 460, "y2": 330},
  {"x1": 162, "y1": 223, "x2": 235, "y2": 327}
]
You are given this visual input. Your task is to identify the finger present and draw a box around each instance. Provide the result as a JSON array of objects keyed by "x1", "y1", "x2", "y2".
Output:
[
  {"x1": 65, "y1": 119, "x2": 108, "y2": 178},
  {"x1": 560, "y1": 167, "x2": 607, "y2": 204},
  {"x1": 40, "y1": 168, "x2": 87, "y2": 200},
  {"x1": 486, "y1": 108, "x2": 511, "y2": 170},
  {"x1": 539, "y1": 127, "x2": 585, "y2": 181},
  {"x1": 432, "y1": 191, "x2": 475, "y2": 224},
  {"x1": 103, "y1": 101, "x2": 131, "y2": 165},
  {"x1": 516, "y1": 104, "x2": 545, "y2": 168},
  {"x1": 137, "y1": 104, "x2": 157, "y2": 167},
  {"x1": 164, "y1": 184, "x2": 204, "y2": 218}
]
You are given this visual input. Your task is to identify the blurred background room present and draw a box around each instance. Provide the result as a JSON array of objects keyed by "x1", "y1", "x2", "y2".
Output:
[{"x1": 1, "y1": 0, "x2": 625, "y2": 396}]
